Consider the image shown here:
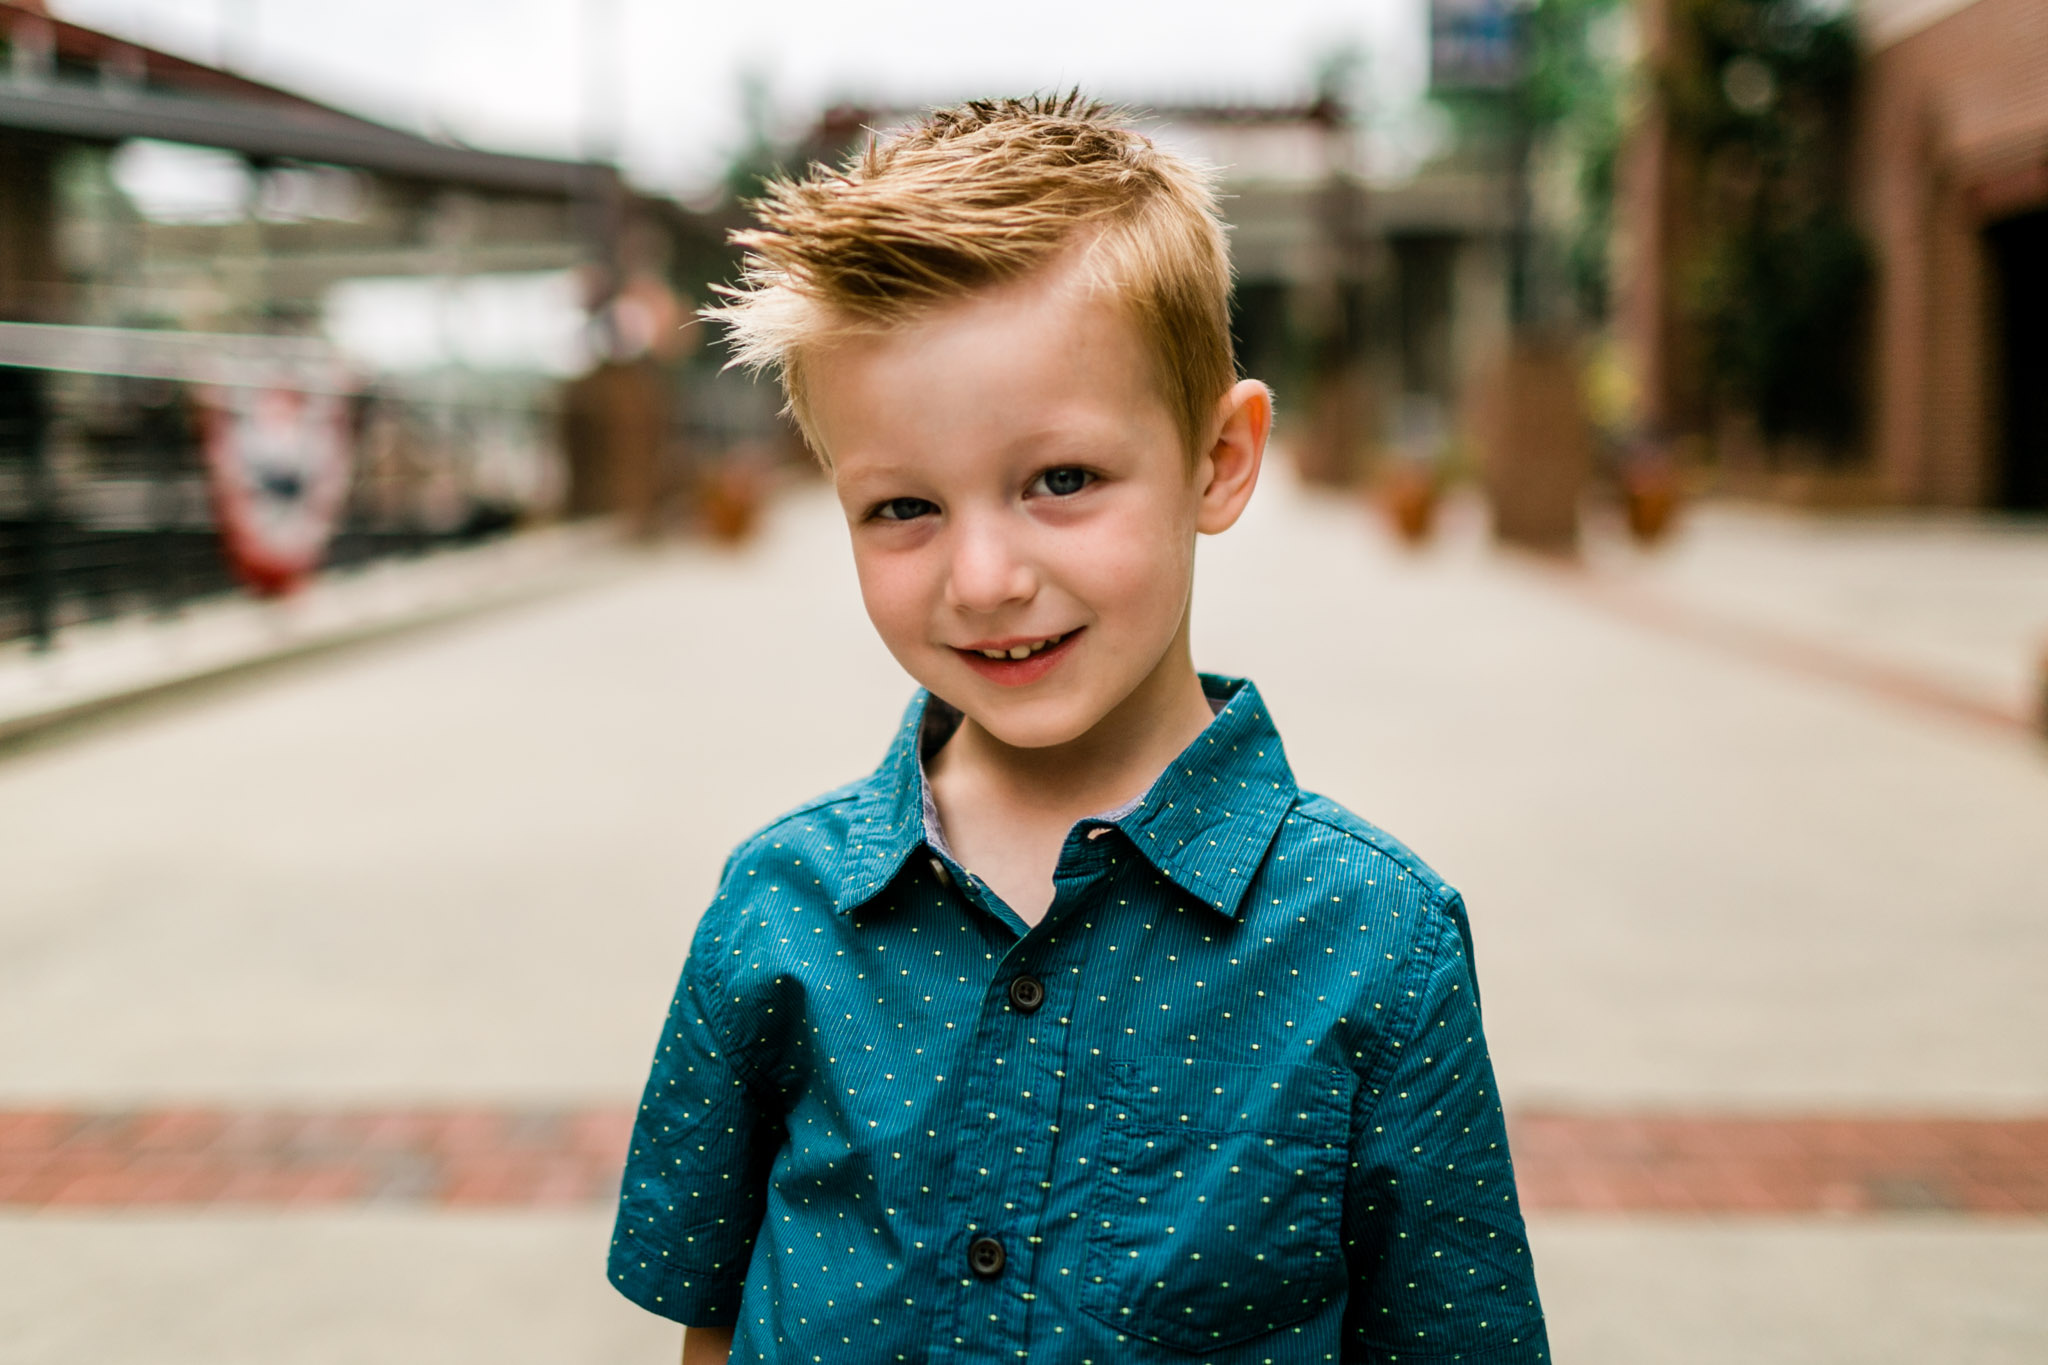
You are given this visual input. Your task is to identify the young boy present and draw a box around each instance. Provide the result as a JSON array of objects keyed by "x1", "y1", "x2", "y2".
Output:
[{"x1": 611, "y1": 95, "x2": 1548, "y2": 1364}]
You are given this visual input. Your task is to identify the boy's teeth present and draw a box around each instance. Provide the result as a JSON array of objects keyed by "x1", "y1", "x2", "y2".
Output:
[{"x1": 976, "y1": 632, "x2": 1065, "y2": 662}]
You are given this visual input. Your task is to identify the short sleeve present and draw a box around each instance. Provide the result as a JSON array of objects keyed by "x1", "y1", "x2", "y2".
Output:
[
  {"x1": 1342, "y1": 890, "x2": 1549, "y2": 1362},
  {"x1": 608, "y1": 916, "x2": 775, "y2": 1326}
]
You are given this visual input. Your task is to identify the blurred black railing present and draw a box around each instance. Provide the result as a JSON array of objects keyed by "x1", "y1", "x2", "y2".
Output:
[
  {"x1": 0, "y1": 354, "x2": 521, "y2": 649},
  {"x1": 0, "y1": 364, "x2": 57, "y2": 646}
]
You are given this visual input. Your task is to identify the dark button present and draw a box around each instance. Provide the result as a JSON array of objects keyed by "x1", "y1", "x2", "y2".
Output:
[
  {"x1": 1007, "y1": 974, "x2": 1045, "y2": 1013},
  {"x1": 968, "y1": 1236, "x2": 1006, "y2": 1278}
]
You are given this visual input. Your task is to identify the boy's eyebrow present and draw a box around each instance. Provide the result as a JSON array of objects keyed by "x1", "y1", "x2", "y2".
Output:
[
  {"x1": 831, "y1": 460, "x2": 934, "y2": 491},
  {"x1": 999, "y1": 419, "x2": 1130, "y2": 462}
]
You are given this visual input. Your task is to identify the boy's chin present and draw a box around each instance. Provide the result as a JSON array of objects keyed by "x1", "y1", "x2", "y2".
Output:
[
  {"x1": 969, "y1": 709, "x2": 1105, "y2": 752},
  {"x1": 935, "y1": 684, "x2": 1117, "y2": 753}
]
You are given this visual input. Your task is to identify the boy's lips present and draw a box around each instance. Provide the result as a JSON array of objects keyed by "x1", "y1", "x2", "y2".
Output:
[{"x1": 951, "y1": 627, "x2": 1083, "y2": 686}]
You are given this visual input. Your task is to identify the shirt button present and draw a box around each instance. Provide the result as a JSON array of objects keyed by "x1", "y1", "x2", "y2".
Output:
[
  {"x1": 968, "y1": 1236, "x2": 1006, "y2": 1278},
  {"x1": 1007, "y1": 974, "x2": 1045, "y2": 1013},
  {"x1": 929, "y1": 857, "x2": 953, "y2": 889}
]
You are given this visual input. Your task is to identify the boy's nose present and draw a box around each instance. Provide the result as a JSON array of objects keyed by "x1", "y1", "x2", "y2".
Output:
[{"x1": 944, "y1": 515, "x2": 1037, "y2": 614}]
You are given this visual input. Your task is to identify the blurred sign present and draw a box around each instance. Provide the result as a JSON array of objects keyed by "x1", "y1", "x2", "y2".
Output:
[
  {"x1": 0, "y1": 322, "x2": 359, "y2": 594},
  {"x1": 203, "y1": 387, "x2": 353, "y2": 595},
  {"x1": 1431, "y1": 0, "x2": 1521, "y2": 92}
]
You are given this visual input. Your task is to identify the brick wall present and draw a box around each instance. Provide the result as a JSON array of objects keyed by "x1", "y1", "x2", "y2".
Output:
[{"x1": 1859, "y1": 0, "x2": 2048, "y2": 506}]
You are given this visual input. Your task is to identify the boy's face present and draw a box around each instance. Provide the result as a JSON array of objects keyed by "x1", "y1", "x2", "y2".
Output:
[{"x1": 808, "y1": 262, "x2": 1262, "y2": 752}]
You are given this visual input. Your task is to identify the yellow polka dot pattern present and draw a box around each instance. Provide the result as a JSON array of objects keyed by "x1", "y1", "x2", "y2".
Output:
[{"x1": 609, "y1": 675, "x2": 1548, "y2": 1363}]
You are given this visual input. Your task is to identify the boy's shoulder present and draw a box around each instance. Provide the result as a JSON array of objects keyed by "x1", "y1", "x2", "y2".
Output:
[
  {"x1": 1279, "y1": 791, "x2": 1485, "y2": 998},
  {"x1": 1285, "y1": 789, "x2": 1461, "y2": 911},
  {"x1": 714, "y1": 777, "x2": 875, "y2": 891},
  {"x1": 702, "y1": 695, "x2": 929, "y2": 912}
]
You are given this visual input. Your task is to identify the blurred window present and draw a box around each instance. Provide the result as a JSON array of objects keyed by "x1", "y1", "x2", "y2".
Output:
[
  {"x1": 322, "y1": 272, "x2": 593, "y2": 378},
  {"x1": 110, "y1": 140, "x2": 253, "y2": 224}
]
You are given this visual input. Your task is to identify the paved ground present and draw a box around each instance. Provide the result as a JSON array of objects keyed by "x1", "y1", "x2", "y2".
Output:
[
  {"x1": 1531, "y1": 1217, "x2": 2048, "y2": 1365},
  {"x1": 1583, "y1": 502, "x2": 2048, "y2": 724},
  {"x1": 1, "y1": 467, "x2": 2044, "y2": 1362}
]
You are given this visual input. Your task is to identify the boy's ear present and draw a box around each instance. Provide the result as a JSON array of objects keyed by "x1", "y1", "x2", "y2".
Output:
[{"x1": 1194, "y1": 380, "x2": 1272, "y2": 535}]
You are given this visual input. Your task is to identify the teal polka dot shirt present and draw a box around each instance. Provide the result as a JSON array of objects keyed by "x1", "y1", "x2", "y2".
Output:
[{"x1": 610, "y1": 675, "x2": 1548, "y2": 1363}]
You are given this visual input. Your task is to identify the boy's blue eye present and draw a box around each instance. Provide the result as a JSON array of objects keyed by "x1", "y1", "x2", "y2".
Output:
[
  {"x1": 872, "y1": 497, "x2": 937, "y2": 522},
  {"x1": 1032, "y1": 467, "x2": 1093, "y2": 497}
]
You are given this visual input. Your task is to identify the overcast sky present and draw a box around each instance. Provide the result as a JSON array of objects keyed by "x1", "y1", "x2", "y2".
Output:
[{"x1": 50, "y1": 0, "x2": 1429, "y2": 196}]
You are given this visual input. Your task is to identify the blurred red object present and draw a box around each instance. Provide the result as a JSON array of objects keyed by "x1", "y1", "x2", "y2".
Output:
[
  {"x1": 699, "y1": 458, "x2": 766, "y2": 546},
  {"x1": 1621, "y1": 451, "x2": 1682, "y2": 546},
  {"x1": 202, "y1": 387, "x2": 352, "y2": 595},
  {"x1": 1375, "y1": 462, "x2": 1438, "y2": 546}
]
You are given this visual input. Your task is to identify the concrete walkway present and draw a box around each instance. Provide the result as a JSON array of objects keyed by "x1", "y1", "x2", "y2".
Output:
[
  {"x1": 1584, "y1": 501, "x2": 2048, "y2": 725},
  {"x1": 2, "y1": 468, "x2": 2044, "y2": 1363}
]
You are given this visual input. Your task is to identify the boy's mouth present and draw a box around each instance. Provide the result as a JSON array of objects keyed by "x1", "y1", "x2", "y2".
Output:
[{"x1": 952, "y1": 628, "x2": 1083, "y2": 686}]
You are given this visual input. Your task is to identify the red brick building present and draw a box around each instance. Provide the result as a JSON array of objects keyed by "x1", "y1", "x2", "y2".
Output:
[
  {"x1": 1856, "y1": 0, "x2": 2048, "y2": 510},
  {"x1": 1623, "y1": 0, "x2": 2048, "y2": 510}
]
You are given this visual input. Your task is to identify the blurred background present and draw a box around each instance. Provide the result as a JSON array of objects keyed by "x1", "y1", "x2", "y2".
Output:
[{"x1": 0, "y1": 0, "x2": 2044, "y2": 1361}]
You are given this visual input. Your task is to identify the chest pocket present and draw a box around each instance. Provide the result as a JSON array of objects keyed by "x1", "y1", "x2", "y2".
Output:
[{"x1": 1079, "y1": 1057, "x2": 1354, "y2": 1353}]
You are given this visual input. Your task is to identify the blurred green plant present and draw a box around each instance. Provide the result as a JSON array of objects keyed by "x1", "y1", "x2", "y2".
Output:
[
  {"x1": 1520, "y1": 0, "x2": 1629, "y2": 320},
  {"x1": 1664, "y1": 0, "x2": 1868, "y2": 450}
]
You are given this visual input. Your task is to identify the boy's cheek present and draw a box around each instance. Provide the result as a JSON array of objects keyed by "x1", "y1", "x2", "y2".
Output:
[
  {"x1": 1071, "y1": 524, "x2": 1196, "y2": 617},
  {"x1": 850, "y1": 551, "x2": 927, "y2": 626},
  {"x1": 852, "y1": 571, "x2": 959, "y2": 683},
  {"x1": 859, "y1": 594, "x2": 931, "y2": 659}
]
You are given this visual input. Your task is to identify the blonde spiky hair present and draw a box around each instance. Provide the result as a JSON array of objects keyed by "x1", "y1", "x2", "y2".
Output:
[{"x1": 709, "y1": 93, "x2": 1237, "y2": 464}]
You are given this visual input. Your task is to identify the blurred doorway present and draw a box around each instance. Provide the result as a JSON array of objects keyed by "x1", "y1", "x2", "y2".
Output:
[
  {"x1": 1392, "y1": 234, "x2": 1458, "y2": 407},
  {"x1": 1988, "y1": 209, "x2": 2048, "y2": 512}
]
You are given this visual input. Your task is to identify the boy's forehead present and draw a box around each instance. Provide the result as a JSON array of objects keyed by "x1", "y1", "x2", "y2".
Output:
[
  {"x1": 837, "y1": 254, "x2": 1131, "y2": 361},
  {"x1": 806, "y1": 272, "x2": 1171, "y2": 466}
]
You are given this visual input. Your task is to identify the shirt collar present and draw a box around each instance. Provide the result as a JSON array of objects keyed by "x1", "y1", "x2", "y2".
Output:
[{"x1": 837, "y1": 675, "x2": 1298, "y2": 921}]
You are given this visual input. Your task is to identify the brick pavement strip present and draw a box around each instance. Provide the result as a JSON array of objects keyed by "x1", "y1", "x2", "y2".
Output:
[
  {"x1": 0, "y1": 1108, "x2": 2043, "y2": 1213},
  {"x1": 1509, "y1": 1113, "x2": 2048, "y2": 1215},
  {"x1": 0, "y1": 1108, "x2": 633, "y2": 1209}
]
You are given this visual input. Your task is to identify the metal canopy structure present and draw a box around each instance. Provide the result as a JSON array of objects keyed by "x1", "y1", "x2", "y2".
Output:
[
  {"x1": 0, "y1": 0, "x2": 612, "y2": 197},
  {"x1": 0, "y1": 76, "x2": 613, "y2": 198}
]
